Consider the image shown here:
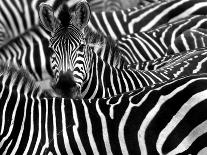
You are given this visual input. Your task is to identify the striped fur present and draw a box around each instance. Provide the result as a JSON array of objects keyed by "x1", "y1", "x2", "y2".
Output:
[{"x1": 0, "y1": 72, "x2": 207, "y2": 154}]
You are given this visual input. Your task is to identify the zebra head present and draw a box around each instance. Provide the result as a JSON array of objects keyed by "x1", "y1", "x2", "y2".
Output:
[{"x1": 39, "y1": 1, "x2": 91, "y2": 98}]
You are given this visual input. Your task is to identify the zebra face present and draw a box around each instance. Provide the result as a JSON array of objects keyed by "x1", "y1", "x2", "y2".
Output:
[
  {"x1": 39, "y1": 1, "x2": 91, "y2": 98},
  {"x1": 49, "y1": 26, "x2": 90, "y2": 98}
]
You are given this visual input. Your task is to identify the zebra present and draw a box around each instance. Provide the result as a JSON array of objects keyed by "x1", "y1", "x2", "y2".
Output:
[
  {"x1": 39, "y1": 1, "x2": 207, "y2": 99},
  {"x1": 1, "y1": 66, "x2": 207, "y2": 154},
  {"x1": 117, "y1": 15, "x2": 207, "y2": 64},
  {"x1": 88, "y1": 0, "x2": 207, "y2": 39}
]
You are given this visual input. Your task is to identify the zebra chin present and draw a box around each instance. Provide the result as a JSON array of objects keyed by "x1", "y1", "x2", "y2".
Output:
[{"x1": 50, "y1": 71, "x2": 82, "y2": 99}]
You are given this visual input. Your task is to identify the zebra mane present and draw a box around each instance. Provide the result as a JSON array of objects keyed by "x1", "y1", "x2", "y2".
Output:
[{"x1": 0, "y1": 62, "x2": 42, "y2": 96}]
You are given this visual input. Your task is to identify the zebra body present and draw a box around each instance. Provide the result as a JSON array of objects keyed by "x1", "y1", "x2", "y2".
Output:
[
  {"x1": 117, "y1": 15, "x2": 207, "y2": 64},
  {"x1": 0, "y1": 68, "x2": 207, "y2": 154},
  {"x1": 89, "y1": 0, "x2": 207, "y2": 39}
]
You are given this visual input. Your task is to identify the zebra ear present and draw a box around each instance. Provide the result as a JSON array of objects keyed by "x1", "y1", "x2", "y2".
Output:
[
  {"x1": 39, "y1": 3, "x2": 56, "y2": 32},
  {"x1": 71, "y1": 1, "x2": 91, "y2": 30}
]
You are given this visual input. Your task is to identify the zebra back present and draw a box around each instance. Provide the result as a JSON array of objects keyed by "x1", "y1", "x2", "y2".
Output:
[{"x1": 1, "y1": 72, "x2": 207, "y2": 154}]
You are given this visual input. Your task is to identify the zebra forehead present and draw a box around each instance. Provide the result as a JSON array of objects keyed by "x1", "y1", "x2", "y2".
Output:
[{"x1": 51, "y1": 26, "x2": 85, "y2": 43}]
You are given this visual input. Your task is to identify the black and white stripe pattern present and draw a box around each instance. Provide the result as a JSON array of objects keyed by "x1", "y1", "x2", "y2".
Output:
[
  {"x1": 0, "y1": 26, "x2": 52, "y2": 81},
  {"x1": 167, "y1": 28, "x2": 207, "y2": 55},
  {"x1": 50, "y1": 36, "x2": 207, "y2": 99},
  {"x1": 0, "y1": 0, "x2": 68, "y2": 43},
  {"x1": 1, "y1": 69, "x2": 207, "y2": 154},
  {"x1": 88, "y1": 0, "x2": 207, "y2": 39},
  {"x1": 117, "y1": 15, "x2": 207, "y2": 64}
]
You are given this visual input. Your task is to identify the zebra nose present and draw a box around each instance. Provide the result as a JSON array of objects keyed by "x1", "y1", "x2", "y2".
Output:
[
  {"x1": 55, "y1": 70, "x2": 77, "y2": 89},
  {"x1": 51, "y1": 70, "x2": 82, "y2": 99}
]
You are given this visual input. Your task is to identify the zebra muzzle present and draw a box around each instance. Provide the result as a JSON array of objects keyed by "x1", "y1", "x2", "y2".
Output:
[{"x1": 50, "y1": 71, "x2": 82, "y2": 99}]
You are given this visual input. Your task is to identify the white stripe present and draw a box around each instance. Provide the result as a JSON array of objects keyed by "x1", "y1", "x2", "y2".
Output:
[
  {"x1": 128, "y1": 1, "x2": 168, "y2": 33},
  {"x1": 71, "y1": 100, "x2": 86, "y2": 155},
  {"x1": 25, "y1": 35, "x2": 40, "y2": 80},
  {"x1": 169, "y1": 2, "x2": 207, "y2": 22},
  {"x1": 139, "y1": 77, "x2": 197, "y2": 155},
  {"x1": 102, "y1": 12, "x2": 116, "y2": 39},
  {"x1": 82, "y1": 100, "x2": 99, "y2": 155},
  {"x1": 0, "y1": 74, "x2": 18, "y2": 147},
  {"x1": 0, "y1": 74, "x2": 15, "y2": 136},
  {"x1": 113, "y1": 11, "x2": 126, "y2": 37},
  {"x1": 180, "y1": 33, "x2": 190, "y2": 51},
  {"x1": 52, "y1": 98, "x2": 62, "y2": 155},
  {"x1": 61, "y1": 99, "x2": 73, "y2": 155},
  {"x1": 32, "y1": 97, "x2": 42, "y2": 155},
  {"x1": 10, "y1": 80, "x2": 29, "y2": 154},
  {"x1": 91, "y1": 12, "x2": 107, "y2": 36},
  {"x1": 157, "y1": 89, "x2": 207, "y2": 154},
  {"x1": 140, "y1": 0, "x2": 188, "y2": 31},
  {"x1": 101, "y1": 62, "x2": 106, "y2": 98},
  {"x1": 31, "y1": 31, "x2": 51, "y2": 80},
  {"x1": 14, "y1": 0, "x2": 23, "y2": 12},
  {"x1": 89, "y1": 58, "x2": 99, "y2": 99},
  {"x1": 7, "y1": 0, "x2": 24, "y2": 33},
  {"x1": 3, "y1": 140, "x2": 12, "y2": 155},
  {"x1": 119, "y1": 36, "x2": 146, "y2": 62},
  {"x1": 193, "y1": 55, "x2": 207, "y2": 74},
  {"x1": 23, "y1": 0, "x2": 31, "y2": 30},
  {"x1": 109, "y1": 94, "x2": 123, "y2": 119},
  {"x1": 0, "y1": 1, "x2": 18, "y2": 36},
  {"x1": 110, "y1": 65, "x2": 117, "y2": 96},
  {"x1": 96, "y1": 100, "x2": 113, "y2": 155},
  {"x1": 23, "y1": 91, "x2": 35, "y2": 154},
  {"x1": 39, "y1": 98, "x2": 50, "y2": 155},
  {"x1": 136, "y1": 33, "x2": 160, "y2": 60},
  {"x1": 160, "y1": 25, "x2": 171, "y2": 49}
]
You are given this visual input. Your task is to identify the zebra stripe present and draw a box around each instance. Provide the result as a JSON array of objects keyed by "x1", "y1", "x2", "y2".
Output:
[
  {"x1": 88, "y1": 0, "x2": 207, "y2": 39},
  {"x1": 117, "y1": 15, "x2": 207, "y2": 63},
  {"x1": 167, "y1": 28, "x2": 207, "y2": 55},
  {"x1": 50, "y1": 41, "x2": 207, "y2": 99},
  {"x1": 0, "y1": 68, "x2": 207, "y2": 154},
  {"x1": 0, "y1": 26, "x2": 52, "y2": 81}
]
